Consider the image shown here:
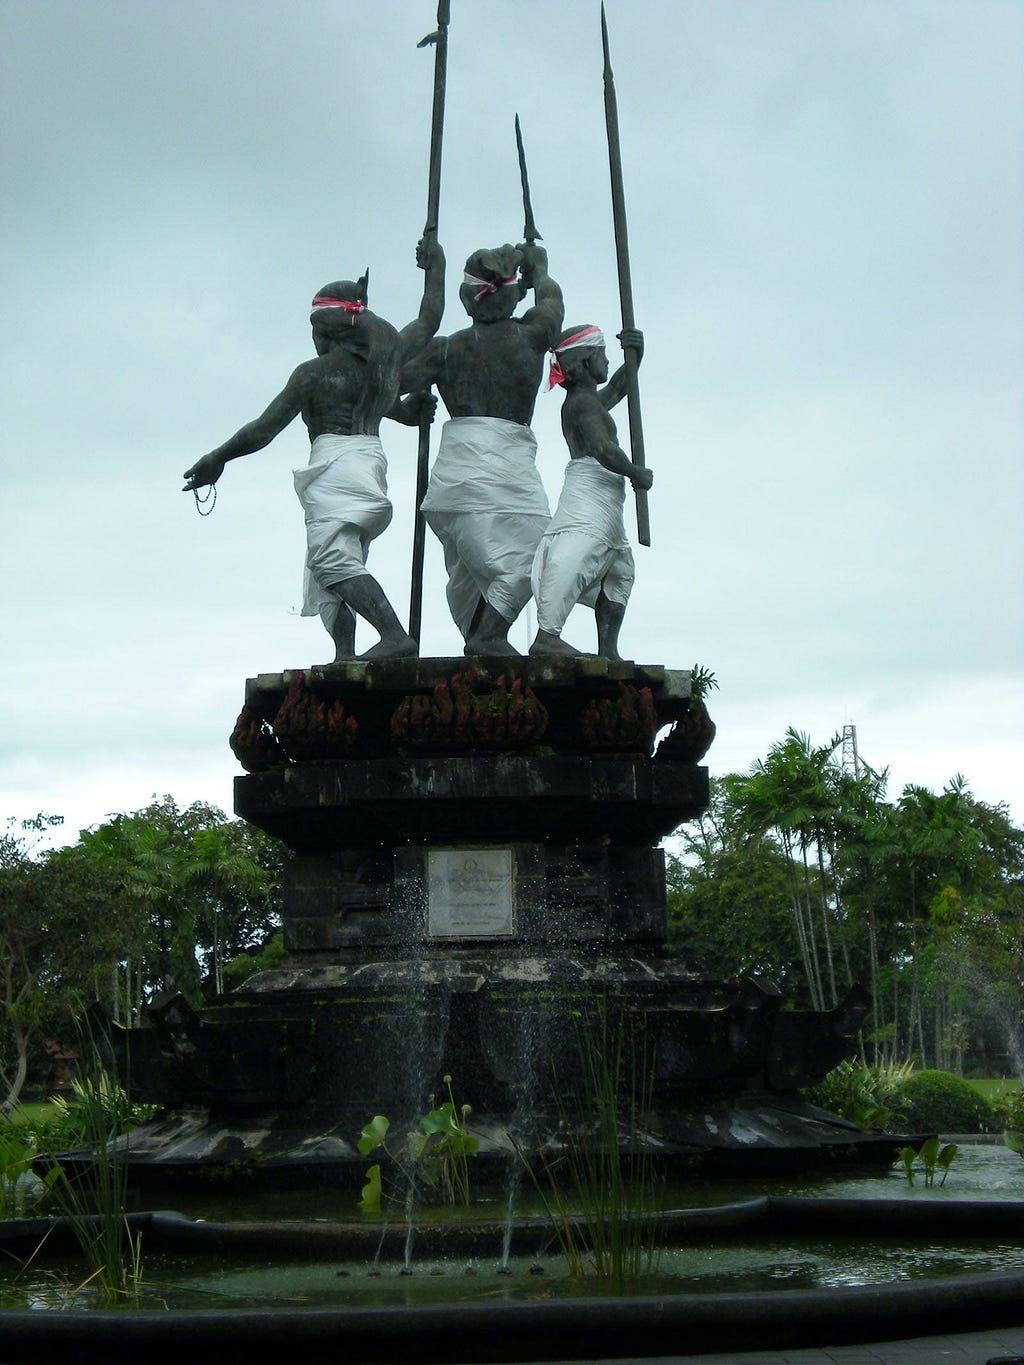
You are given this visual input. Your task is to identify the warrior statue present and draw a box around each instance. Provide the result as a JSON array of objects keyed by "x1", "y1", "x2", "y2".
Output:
[
  {"x1": 400, "y1": 241, "x2": 564, "y2": 655},
  {"x1": 530, "y1": 324, "x2": 652, "y2": 660},
  {"x1": 182, "y1": 237, "x2": 445, "y2": 660}
]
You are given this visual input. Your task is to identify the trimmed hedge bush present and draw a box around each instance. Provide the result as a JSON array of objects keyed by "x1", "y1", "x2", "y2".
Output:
[{"x1": 896, "y1": 1069, "x2": 999, "y2": 1135}]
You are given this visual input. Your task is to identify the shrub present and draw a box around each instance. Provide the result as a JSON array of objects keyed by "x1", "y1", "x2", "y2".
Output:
[
  {"x1": 897, "y1": 1069, "x2": 999, "y2": 1135},
  {"x1": 803, "y1": 1059, "x2": 913, "y2": 1129},
  {"x1": 991, "y1": 1085, "x2": 1024, "y2": 1132}
]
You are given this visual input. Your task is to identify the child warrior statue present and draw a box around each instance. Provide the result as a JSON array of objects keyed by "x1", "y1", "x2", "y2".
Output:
[
  {"x1": 182, "y1": 236, "x2": 445, "y2": 661},
  {"x1": 529, "y1": 324, "x2": 653, "y2": 660}
]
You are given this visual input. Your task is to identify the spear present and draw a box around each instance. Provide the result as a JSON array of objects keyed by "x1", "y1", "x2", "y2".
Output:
[
  {"x1": 409, "y1": 0, "x2": 451, "y2": 646},
  {"x1": 515, "y1": 114, "x2": 541, "y2": 243},
  {"x1": 601, "y1": 3, "x2": 651, "y2": 547}
]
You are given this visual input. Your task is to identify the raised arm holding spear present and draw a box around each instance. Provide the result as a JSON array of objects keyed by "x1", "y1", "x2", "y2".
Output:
[{"x1": 398, "y1": 107, "x2": 564, "y2": 656}]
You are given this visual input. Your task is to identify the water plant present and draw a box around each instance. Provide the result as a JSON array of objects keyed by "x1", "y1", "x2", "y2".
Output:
[
  {"x1": 357, "y1": 1075, "x2": 478, "y2": 1213},
  {"x1": 995, "y1": 1085, "x2": 1024, "y2": 1158},
  {"x1": 895, "y1": 1136, "x2": 958, "y2": 1187},
  {"x1": 523, "y1": 998, "x2": 662, "y2": 1281},
  {"x1": 38, "y1": 1070, "x2": 145, "y2": 1305},
  {"x1": 0, "y1": 1124, "x2": 60, "y2": 1216}
]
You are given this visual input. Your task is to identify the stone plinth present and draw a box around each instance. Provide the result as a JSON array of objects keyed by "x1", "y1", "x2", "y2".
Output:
[
  {"x1": 104, "y1": 658, "x2": 892, "y2": 1185},
  {"x1": 236, "y1": 755, "x2": 707, "y2": 850}
]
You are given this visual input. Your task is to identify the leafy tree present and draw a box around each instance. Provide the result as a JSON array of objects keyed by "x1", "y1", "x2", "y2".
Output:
[
  {"x1": 221, "y1": 929, "x2": 287, "y2": 994},
  {"x1": 727, "y1": 729, "x2": 860, "y2": 1010},
  {"x1": 677, "y1": 728, "x2": 1024, "y2": 1077},
  {"x1": 844, "y1": 778, "x2": 1024, "y2": 1069},
  {"x1": 64, "y1": 797, "x2": 283, "y2": 1014},
  {"x1": 0, "y1": 816, "x2": 125, "y2": 1113},
  {"x1": 666, "y1": 779, "x2": 804, "y2": 993},
  {"x1": 0, "y1": 799, "x2": 287, "y2": 1112}
]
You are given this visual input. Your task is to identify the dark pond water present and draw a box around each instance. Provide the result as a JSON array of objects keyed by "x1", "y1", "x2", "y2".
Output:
[
  {"x1": 6, "y1": 1235, "x2": 1024, "y2": 1313},
  {"x1": 127, "y1": 1136, "x2": 1024, "y2": 1223},
  {"x1": 2, "y1": 1141, "x2": 1022, "y2": 1312}
]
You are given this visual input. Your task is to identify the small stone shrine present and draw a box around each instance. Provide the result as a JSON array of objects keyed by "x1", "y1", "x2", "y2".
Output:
[{"x1": 107, "y1": 656, "x2": 894, "y2": 1184}]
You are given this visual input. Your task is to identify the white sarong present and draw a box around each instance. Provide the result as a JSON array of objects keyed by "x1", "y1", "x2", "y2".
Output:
[
  {"x1": 294, "y1": 434, "x2": 392, "y2": 629},
  {"x1": 531, "y1": 457, "x2": 635, "y2": 635},
  {"x1": 420, "y1": 416, "x2": 550, "y2": 637}
]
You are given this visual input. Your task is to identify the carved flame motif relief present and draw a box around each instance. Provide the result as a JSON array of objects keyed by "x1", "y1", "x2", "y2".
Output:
[
  {"x1": 390, "y1": 669, "x2": 548, "y2": 752},
  {"x1": 576, "y1": 683, "x2": 658, "y2": 756},
  {"x1": 270, "y1": 670, "x2": 360, "y2": 762}
]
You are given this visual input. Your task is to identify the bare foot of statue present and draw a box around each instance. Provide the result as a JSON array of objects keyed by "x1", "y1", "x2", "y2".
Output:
[
  {"x1": 465, "y1": 635, "x2": 521, "y2": 657},
  {"x1": 529, "y1": 630, "x2": 583, "y2": 658},
  {"x1": 361, "y1": 633, "x2": 418, "y2": 660},
  {"x1": 464, "y1": 602, "x2": 521, "y2": 656},
  {"x1": 331, "y1": 575, "x2": 417, "y2": 662}
]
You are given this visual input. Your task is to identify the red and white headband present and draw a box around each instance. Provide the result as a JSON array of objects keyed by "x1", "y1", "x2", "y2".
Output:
[
  {"x1": 546, "y1": 326, "x2": 604, "y2": 390},
  {"x1": 463, "y1": 270, "x2": 520, "y2": 302},
  {"x1": 310, "y1": 296, "x2": 366, "y2": 325}
]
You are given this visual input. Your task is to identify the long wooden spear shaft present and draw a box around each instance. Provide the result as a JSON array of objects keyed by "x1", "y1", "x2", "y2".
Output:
[
  {"x1": 409, "y1": 0, "x2": 451, "y2": 646},
  {"x1": 601, "y1": 3, "x2": 651, "y2": 547}
]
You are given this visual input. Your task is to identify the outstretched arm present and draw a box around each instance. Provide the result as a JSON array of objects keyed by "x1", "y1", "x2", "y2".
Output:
[
  {"x1": 397, "y1": 234, "x2": 446, "y2": 364},
  {"x1": 517, "y1": 241, "x2": 564, "y2": 347},
  {"x1": 600, "y1": 328, "x2": 644, "y2": 410},
  {"x1": 182, "y1": 363, "x2": 314, "y2": 491}
]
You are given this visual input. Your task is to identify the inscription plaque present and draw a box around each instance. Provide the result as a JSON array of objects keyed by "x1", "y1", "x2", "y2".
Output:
[{"x1": 427, "y1": 847, "x2": 515, "y2": 938}]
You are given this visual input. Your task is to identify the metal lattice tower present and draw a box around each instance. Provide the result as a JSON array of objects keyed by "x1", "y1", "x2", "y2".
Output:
[{"x1": 841, "y1": 723, "x2": 861, "y2": 779}]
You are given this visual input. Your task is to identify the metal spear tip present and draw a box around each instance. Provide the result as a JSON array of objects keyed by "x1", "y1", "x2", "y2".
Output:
[
  {"x1": 601, "y1": 3, "x2": 612, "y2": 72},
  {"x1": 417, "y1": 29, "x2": 440, "y2": 47}
]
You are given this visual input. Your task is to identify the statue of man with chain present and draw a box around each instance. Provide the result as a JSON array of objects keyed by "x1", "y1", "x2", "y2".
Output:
[{"x1": 183, "y1": 237, "x2": 445, "y2": 660}]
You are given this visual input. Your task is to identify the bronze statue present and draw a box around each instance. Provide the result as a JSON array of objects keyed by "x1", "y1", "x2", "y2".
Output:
[
  {"x1": 530, "y1": 325, "x2": 652, "y2": 660},
  {"x1": 183, "y1": 238, "x2": 445, "y2": 660},
  {"x1": 400, "y1": 240, "x2": 564, "y2": 655}
]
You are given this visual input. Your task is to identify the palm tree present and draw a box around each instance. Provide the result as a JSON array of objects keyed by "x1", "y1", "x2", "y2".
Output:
[
  {"x1": 731, "y1": 729, "x2": 837, "y2": 1010},
  {"x1": 178, "y1": 824, "x2": 266, "y2": 997}
]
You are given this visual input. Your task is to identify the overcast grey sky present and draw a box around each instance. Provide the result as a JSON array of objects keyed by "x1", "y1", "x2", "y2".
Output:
[{"x1": 2, "y1": 0, "x2": 1022, "y2": 844}]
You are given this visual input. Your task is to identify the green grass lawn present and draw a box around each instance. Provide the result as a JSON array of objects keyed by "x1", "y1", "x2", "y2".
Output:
[
  {"x1": 4, "y1": 1102, "x2": 60, "y2": 1127},
  {"x1": 969, "y1": 1077, "x2": 1021, "y2": 1105}
]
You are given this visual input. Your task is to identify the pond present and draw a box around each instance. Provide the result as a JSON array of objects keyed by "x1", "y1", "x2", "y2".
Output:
[
  {"x1": 1, "y1": 1140, "x2": 1022, "y2": 1314},
  {"x1": 118, "y1": 1133, "x2": 1023, "y2": 1223}
]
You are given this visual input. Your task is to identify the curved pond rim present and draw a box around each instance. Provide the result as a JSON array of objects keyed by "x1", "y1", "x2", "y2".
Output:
[
  {"x1": 3, "y1": 1194, "x2": 1024, "y2": 1258},
  {"x1": 1, "y1": 1269, "x2": 1024, "y2": 1363},
  {"x1": 2, "y1": 1199, "x2": 1024, "y2": 1361}
]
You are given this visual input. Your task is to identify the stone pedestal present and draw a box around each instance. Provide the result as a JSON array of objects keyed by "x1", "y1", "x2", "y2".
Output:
[{"x1": 107, "y1": 658, "x2": 890, "y2": 1184}]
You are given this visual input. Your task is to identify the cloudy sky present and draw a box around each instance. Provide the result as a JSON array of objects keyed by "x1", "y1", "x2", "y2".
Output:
[{"x1": 2, "y1": 0, "x2": 1022, "y2": 847}]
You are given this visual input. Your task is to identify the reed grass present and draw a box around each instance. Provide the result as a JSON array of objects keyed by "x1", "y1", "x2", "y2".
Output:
[
  {"x1": 44, "y1": 1069, "x2": 143, "y2": 1305},
  {"x1": 527, "y1": 996, "x2": 662, "y2": 1282}
]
